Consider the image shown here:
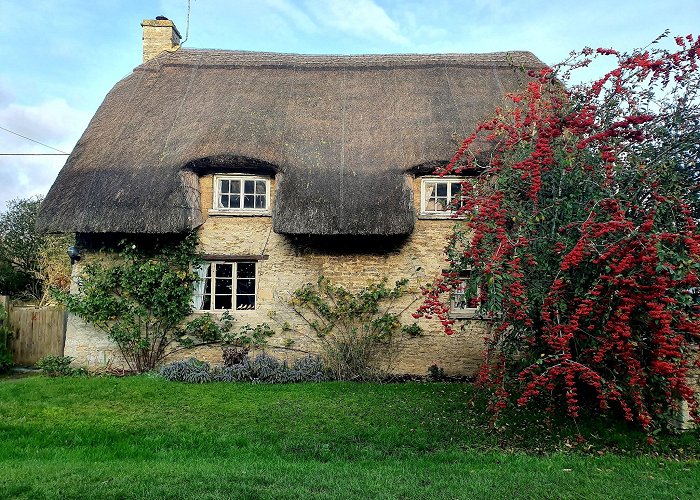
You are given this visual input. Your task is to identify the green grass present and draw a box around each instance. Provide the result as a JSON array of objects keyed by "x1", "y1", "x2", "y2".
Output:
[{"x1": 0, "y1": 376, "x2": 698, "y2": 499}]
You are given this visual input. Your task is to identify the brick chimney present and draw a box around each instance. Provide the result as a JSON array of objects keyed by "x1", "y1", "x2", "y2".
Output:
[{"x1": 141, "y1": 17, "x2": 181, "y2": 63}]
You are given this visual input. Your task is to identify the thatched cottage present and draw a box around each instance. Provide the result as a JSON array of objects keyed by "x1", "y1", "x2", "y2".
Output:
[{"x1": 38, "y1": 18, "x2": 545, "y2": 375}]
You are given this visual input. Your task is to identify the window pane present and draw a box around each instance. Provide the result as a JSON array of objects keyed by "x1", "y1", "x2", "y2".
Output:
[
  {"x1": 244, "y1": 180, "x2": 255, "y2": 194},
  {"x1": 214, "y1": 295, "x2": 232, "y2": 310},
  {"x1": 202, "y1": 295, "x2": 211, "y2": 310},
  {"x1": 216, "y1": 263, "x2": 233, "y2": 278},
  {"x1": 237, "y1": 262, "x2": 256, "y2": 278},
  {"x1": 219, "y1": 179, "x2": 229, "y2": 193},
  {"x1": 255, "y1": 181, "x2": 266, "y2": 194},
  {"x1": 215, "y1": 279, "x2": 232, "y2": 295},
  {"x1": 436, "y1": 182, "x2": 447, "y2": 196},
  {"x1": 424, "y1": 182, "x2": 436, "y2": 198},
  {"x1": 243, "y1": 195, "x2": 255, "y2": 208},
  {"x1": 452, "y1": 291, "x2": 469, "y2": 310},
  {"x1": 219, "y1": 195, "x2": 229, "y2": 208},
  {"x1": 429, "y1": 197, "x2": 447, "y2": 211},
  {"x1": 451, "y1": 182, "x2": 461, "y2": 197},
  {"x1": 255, "y1": 195, "x2": 266, "y2": 209},
  {"x1": 237, "y1": 279, "x2": 255, "y2": 295},
  {"x1": 230, "y1": 180, "x2": 241, "y2": 194},
  {"x1": 231, "y1": 195, "x2": 241, "y2": 208},
  {"x1": 236, "y1": 295, "x2": 255, "y2": 310}
]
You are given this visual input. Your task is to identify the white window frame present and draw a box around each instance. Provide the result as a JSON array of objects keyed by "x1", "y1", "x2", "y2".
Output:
[
  {"x1": 420, "y1": 176, "x2": 466, "y2": 218},
  {"x1": 447, "y1": 269, "x2": 481, "y2": 319},
  {"x1": 210, "y1": 174, "x2": 271, "y2": 215},
  {"x1": 193, "y1": 261, "x2": 258, "y2": 311}
]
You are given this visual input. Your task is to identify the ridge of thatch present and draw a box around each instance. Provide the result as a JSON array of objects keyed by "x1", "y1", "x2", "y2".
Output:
[{"x1": 39, "y1": 48, "x2": 545, "y2": 235}]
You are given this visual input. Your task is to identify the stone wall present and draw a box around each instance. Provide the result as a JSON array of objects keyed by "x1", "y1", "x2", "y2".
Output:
[{"x1": 65, "y1": 174, "x2": 490, "y2": 376}]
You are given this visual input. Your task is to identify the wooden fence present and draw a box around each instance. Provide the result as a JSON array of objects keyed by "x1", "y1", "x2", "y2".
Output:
[{"x1": 0, "y1": 296, "x2": 66, "y2": 366}]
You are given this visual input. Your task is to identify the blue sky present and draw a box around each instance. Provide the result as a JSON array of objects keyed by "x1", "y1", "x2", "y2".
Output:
[{"x1": 0, "y1": 0, "x2": 698, "y2": 211}]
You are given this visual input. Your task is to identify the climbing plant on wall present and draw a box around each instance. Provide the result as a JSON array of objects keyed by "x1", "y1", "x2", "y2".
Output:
[{"x1": 56, "y1": 233, "x2": 271, "y2": 373}]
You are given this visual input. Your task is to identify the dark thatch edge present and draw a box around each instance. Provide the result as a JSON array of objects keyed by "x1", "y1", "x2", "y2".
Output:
[{"x1": 184, "y1": 155, "x2": 280, "y2": 177}]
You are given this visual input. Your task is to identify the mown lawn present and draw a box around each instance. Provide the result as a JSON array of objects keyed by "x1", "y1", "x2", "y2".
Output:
[{"x1": 0, "y1": 376, "x2": 698, "y2": 499}]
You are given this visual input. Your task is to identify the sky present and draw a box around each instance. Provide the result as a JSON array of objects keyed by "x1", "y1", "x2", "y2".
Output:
[{"x1": 0, "y1": 0, "x2": 698, "y2": 212}]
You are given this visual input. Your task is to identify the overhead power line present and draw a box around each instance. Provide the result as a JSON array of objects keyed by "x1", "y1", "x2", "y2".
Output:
[
  {"x1": 0, "y1": 125, "x2": 71, "y2": 154},
  {"x1": 0, "y1": 153, "x2": 69, "y2": 156}
]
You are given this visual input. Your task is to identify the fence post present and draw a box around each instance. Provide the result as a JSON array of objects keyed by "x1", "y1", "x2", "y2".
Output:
[
  {"x1": 0, "y1": 296, "x2": 8, "y2": 351},
  {"x1": 0, "y1": 295, "x2": 8, "y2": 315}
]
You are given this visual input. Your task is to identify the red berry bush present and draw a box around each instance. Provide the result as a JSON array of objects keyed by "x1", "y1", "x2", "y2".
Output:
[{"x1": 419, "y1": 33, "x2": 700, "y2": 430}]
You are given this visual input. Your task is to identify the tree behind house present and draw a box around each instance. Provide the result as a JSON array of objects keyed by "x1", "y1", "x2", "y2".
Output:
[{"x1": 0, "y1": 196, "x2": 72, "y2": 302}]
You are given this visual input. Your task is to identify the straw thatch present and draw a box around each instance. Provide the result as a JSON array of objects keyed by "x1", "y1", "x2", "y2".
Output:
[{"x1": 38, "y1": 49, "x2": 544, "y2": 235}]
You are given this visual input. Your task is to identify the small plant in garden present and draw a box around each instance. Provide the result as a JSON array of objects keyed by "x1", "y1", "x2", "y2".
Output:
[
  {"x1": 418, "y1": 33, "x2": 700, "y2": 430},
  {"x1": 182, "y1": 311, "x2": 275, "y2": 350},
  {"x1": 215, "y1": 353, "x2": 327, "y2": 383},
  {"x1": 428, "y1": 364, "x2": 446, "y2": 382},
  {"x1": 222, "y1": 346, "x2": 249, "y2": 366},
  {"x1": 36, "y1": 355, "x2": 83, "y2": 377},
  {"x1": 290, "y1": 276, "x2": 422, "y2": 380},
  {"x1": 159, "y1": 353, "x2": 327, "y2": 384},
  {"x1": 159, "y1": 358, "x2": 212, "y2": 384}
]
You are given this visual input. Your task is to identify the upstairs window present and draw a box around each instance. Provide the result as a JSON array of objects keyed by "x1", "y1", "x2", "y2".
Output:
[
  {"x1": 420, "y1": 177, "x2": 465, "y2": 216},
  {"x1": 193, "y1": 261, "x2": 257, "y2": 311},
  {"x1": 213, "y1": 175, "x2": 270, "y2": 213}
]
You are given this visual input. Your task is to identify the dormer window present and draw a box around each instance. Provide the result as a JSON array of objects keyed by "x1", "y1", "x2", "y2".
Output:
[
  {"x1": 212, "y1": 174, "x2": 270, "y2": 214},
  {"x1": 420, "y1": 177, "x2": 465, "y2": 217}
]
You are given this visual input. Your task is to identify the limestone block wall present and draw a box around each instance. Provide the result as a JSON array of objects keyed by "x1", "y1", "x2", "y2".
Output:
[
  {"x1": 65, "y1": 174, "x2": 490, "y2": 375},
  {"x1": 676, "y1": 352, "x2": 700, "y2": 429}
]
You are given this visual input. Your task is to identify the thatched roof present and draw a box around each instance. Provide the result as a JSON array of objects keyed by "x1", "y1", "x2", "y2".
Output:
[{"x1": 39, "y1": 49, "x2": 544, "y2": 235}]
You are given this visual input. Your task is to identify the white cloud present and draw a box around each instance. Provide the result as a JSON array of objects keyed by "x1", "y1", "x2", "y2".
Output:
[
  {"x1": 305, "y1": 0, "x2": 408, "y2": 45},
  {"x1": 264, "y1": 0, "x2": 319, "y2": 34},
  {"x1": 0, "y1": 95, "x2": 91, "y2": 211}
]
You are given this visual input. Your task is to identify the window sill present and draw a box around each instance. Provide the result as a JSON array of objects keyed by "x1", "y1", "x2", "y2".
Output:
[
  {"x1": 191, "y1": 309, "x2": 257, "y2": 315},
  {"x1": 418, "y1": 212, "x2": 465, "y2": 220},
  {"x1": 208, "y1": 209, "x2": 272, "y2": 217},
  {"x1": 448, "y1": 309, "x2": 492, "y2": 320}
]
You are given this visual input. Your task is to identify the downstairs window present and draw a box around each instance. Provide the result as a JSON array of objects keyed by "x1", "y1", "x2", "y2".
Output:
[
  {"x1": 448, "y1": 269, "x2": 481, "y2": 319},
  {"x1": 193, "y1": 261, "x2": 257, "y2": 311}
]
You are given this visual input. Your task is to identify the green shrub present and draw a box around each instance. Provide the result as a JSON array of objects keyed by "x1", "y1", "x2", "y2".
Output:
[
  {"x1": 289, "y1": 276, "x2": 422, "y2": 381},
  {"x1": 55, "y1": 233, "x2": 208, "y2": 373},
  {"x1": 0, "y1": 348, "x2": 12, "y2": 374},
  {"x1": 36, "y1": 355, "x2": 79, "y2": 377}
]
